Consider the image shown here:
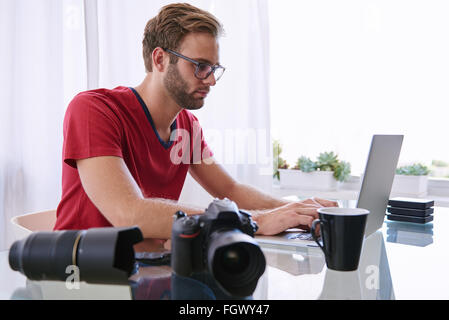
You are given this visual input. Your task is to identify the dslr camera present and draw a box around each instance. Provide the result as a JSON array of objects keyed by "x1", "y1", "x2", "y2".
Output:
[{"x1": 171, "y1": 198, "x2": 266, "y2": 298}]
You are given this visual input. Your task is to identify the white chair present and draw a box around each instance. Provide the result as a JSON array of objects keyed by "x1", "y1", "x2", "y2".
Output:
[
  {"x1": 8, "y1": 209, "x2": 132, "y2": 299},
  {"x1": 10, "y1": 209, "x2": 56, "y2": 239}
]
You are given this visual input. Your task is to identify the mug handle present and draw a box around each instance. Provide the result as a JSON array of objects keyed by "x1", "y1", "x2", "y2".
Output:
[{"x1": 311, "y1": 219, "x2": 323, "y2": 250}]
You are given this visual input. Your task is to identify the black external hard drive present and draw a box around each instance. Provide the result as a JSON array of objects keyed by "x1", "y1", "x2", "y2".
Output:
[
  {"x1": 386, "y1": 213, "x2": 434, "y2": 224},
  {"x1": 387, "y1": 206, "x2": 434, "y2": 217},
  {"x1": 388, "y1": 197, "x2": 434, "y2": 210}
]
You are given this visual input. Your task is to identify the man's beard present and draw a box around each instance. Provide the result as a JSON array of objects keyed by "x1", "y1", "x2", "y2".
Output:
[{"x1": 163, "y1": 63, "x2": 206, "y2": 110}]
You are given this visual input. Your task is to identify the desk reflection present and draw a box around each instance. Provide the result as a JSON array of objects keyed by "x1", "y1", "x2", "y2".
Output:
[
  {"x1": 258, "y1": 231, "x2": 394, "y2": 300},
  {"x1": 10, "y1": 262, "x2": 254, "y2": 300},
  {"x1": 319, "y1": 231, "x2": 394, "y2": 299},
  {"x1": 263, "y1": 246, "x2": 325, "y2": 276},
  {"x1": 386, "y1": 220, "x2": 434, "y2": 247},
  {"x1": 11, "y1": 279, "x2": 133, "y2": 300},
  {"x1": 132, "y1": 264, "x2": 253, "y2": 300},
  {"x1": 9, "y1": 231, "x2": 395, "y2": 300}
]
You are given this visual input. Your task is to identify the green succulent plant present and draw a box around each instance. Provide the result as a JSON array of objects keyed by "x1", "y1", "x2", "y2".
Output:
[
  {"x1": 273, "y1": 139, "x2": 289, "y2": 180},
  {"x1": 296, "y1": 156, "x2": 316, "y2": 172},
  {"x1": 431, "y1": 160, "x2": 449, "y2": 167},
  {"x1": 294, "y1": 151, "x2": 351, "y2": 182},
  {"x1": 316, "y1": 151, "x2": 339, "y2": 172},
  {"x1": 333, "y1": 160, "x2": 351, "y2": 182},
  {"x1": 396, "y1": 163, "x2": 430, "y2": 176}
]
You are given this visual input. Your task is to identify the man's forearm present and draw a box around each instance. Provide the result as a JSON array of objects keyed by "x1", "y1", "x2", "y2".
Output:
[
  {"x1": 120, "y1": 197, "x2": 204, "y2": 239},
  {"x1": 226, "y1": 182, "x2": 291, "y2": 211},
  {"x1": 120, "y1": 183, "x2": 290, "y2": 239}
]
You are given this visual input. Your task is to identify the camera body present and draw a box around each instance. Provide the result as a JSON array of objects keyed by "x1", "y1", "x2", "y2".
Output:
[{"x1": 171, "y1": 198, "x2": 265, "y2": 297}]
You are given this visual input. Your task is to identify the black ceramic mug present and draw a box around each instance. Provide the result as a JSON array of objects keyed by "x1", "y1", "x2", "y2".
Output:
[{"x1": 311, "y1": 207, "x2": 369, "y2": 271}]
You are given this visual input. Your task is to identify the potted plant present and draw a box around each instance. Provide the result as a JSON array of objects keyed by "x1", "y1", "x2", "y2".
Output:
[
  {"x1": 278, "y1": 151, "x2": 351, "y2": 191},
  {"x1": 430, "y1": 159, "x2": 449, "y2": 178},
  {"x1": 391, "y1": 163, "x2": 430, "y2": 196},
  {"x1": 273, "y1": 139, "x2": 289, "y2": 181}
]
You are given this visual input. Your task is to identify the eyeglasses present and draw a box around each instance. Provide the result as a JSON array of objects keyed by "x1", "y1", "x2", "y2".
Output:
[{"x1": 163, "y1": 48, "x2": 225, "y2": 81}]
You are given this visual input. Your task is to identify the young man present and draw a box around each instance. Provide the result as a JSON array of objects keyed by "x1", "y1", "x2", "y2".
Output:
[{"x1": 54, "y1": 3, "x2": 336, "y2": 243}]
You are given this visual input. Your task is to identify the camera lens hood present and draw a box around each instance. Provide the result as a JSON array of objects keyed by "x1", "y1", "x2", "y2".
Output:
[{"x1": 76, "y1": 226, "x2": 143, "y2": 284}]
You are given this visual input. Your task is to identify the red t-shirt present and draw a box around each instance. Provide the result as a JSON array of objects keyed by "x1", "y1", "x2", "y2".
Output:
[{"x1": 54, "y1": 86, "x2": 212, "y2": 230}]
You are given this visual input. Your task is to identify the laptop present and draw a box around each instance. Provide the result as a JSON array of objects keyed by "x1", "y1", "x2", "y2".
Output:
[{"x1": 256, "y1": 134, "x2": 404, "y2": 248}]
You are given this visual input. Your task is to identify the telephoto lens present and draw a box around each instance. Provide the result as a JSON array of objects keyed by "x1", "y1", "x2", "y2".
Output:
[{"x1": 9, "y1": 226, "x2": 143, "y2": 284}]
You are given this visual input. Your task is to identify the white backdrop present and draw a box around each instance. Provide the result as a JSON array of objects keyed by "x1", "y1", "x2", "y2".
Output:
[
  {"x1": 269, "y1": 0, "x2": 449, "y2": 176},
  {"x1": 0, "y1": 0, "x2": 272, "y2": 250}
]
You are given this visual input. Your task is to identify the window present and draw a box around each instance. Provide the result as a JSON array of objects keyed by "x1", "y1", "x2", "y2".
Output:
[{"x1": 269, "y1": 0, "x2": 449, "y2": 178}]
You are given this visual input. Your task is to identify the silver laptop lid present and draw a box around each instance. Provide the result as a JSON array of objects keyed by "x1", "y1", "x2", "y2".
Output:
[{"x1": 357, "y1": 135, "x2": 403, "y2": 237}]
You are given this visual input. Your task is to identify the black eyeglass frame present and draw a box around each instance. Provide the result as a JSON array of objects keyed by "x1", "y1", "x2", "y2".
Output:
[{"x1": 162, "y1": 48, "x2": 226, "y2": 81}]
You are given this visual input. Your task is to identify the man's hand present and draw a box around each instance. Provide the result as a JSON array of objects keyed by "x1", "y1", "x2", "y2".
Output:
[
  {"x1": 253, "y1": 198, "x2": 338, "y2": 236},
  {"x1": 300, "y1": 197, "x2": 339, "y2": 208}
]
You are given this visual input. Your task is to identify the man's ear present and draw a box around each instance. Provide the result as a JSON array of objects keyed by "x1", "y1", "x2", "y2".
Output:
[{"x1": 152, "y1": 47, "x2": 167, "y2": 72}]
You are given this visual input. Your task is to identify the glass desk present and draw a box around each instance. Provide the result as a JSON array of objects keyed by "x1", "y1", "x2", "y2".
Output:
[{"x1": 1, "y1": 207, "x2": 448, "y2": 300}]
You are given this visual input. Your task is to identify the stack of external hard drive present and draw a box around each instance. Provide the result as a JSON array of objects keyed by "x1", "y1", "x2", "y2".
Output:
[{"x1": 386, "y1": 197, "x2": 434, "y2": 224}]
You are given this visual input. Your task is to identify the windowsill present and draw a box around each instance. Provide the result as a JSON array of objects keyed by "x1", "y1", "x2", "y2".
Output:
[{"x1": 272, "y1": 176, "x2": 449, "y2": 208}]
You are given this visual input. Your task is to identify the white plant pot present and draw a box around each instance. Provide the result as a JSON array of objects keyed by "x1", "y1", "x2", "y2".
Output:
[
  {"x1": 279, "y1": 169, "x2": 337, "y2": 191},
  {"x1": 391, "y1": 174, "x2": 428, "y2": 197}
]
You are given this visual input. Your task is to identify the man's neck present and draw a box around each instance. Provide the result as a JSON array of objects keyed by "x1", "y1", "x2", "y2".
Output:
[{"x1": 134, "y1": 74, "x2": 181, "y2": 141}]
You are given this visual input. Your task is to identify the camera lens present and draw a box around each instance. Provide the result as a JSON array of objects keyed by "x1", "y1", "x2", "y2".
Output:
[
  {"x1": 207, "y1": 230, "x2": 266, "y2": 297},
  {"x1": 218, "y1": 245, "x2": 249, "y2": 274},
  {"x1": 8, "y1": 227, "x2": 143, "y2": 284},
  {"x1": 9, "y1": 230, "x2": 82, "y2": 281}
]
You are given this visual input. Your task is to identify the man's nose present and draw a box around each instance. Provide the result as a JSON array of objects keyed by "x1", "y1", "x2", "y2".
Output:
[{"x1": 203, "y1": 72, "x2": 216, "y2": 86}]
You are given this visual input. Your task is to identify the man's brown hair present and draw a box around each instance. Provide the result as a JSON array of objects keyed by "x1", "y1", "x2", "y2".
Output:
[{"x1": 142, "y1": 3, "x2": 224, "y2": 73}]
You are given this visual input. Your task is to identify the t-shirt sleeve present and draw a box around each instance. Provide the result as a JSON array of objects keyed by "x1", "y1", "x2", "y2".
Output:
[{"x1": 62, "y1": 93, "x2": 123, "y2": 168}]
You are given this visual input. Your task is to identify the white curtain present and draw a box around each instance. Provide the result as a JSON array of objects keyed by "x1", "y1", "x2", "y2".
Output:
[
  {"x1": 0, "y1": 0, "x2": 272, "y2": 250},
  {"x1": 0, "y1": 0, "x2": 88, "y2": 250}
]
